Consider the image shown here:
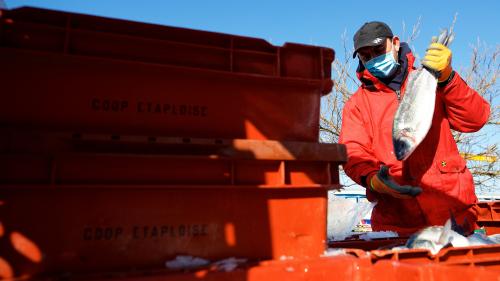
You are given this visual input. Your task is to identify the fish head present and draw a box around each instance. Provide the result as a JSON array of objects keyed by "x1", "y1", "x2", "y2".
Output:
[
  {"x1": 405, "y1": 221, "x2": 472, "y2": 254},
  {"x1": 410, "y1": 240, "x2": 441, "y2": 255},
  {"x1": 406, "y1": 226, "x2": 442, "y2": 246},
  {"x1": 406, "y1": 226, "x2": 448, "y2": 255},
  {"x1": 393, "y1": 133, "x2": 416, "y2": 161}
]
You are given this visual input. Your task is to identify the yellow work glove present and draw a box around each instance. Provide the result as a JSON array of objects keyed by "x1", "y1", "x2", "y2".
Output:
[
  {"x1": 422, "y1": 42, "x2": 453, "y2": 82},
  {"x1": 368, "y1": 166, "x2": 422, "y2": 199}
]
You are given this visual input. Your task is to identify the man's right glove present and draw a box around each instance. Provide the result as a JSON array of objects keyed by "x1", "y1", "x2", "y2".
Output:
[{"x1": 368, "y1": 166, "x2": 422, "y2": 199}]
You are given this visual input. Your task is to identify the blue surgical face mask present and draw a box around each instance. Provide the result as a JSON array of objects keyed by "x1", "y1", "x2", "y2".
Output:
[{"x1": 363, "y1": 46, "x2": 399, "y2": 79}]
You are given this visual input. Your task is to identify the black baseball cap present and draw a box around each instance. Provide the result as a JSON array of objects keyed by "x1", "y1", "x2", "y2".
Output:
[{"x1": 352, "y1": 21, "x2": 393, "y2": 58}]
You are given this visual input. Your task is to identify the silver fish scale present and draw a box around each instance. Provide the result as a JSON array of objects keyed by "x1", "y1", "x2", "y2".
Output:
[
  {"x1": 403, "y1": 224, "x2": 499, "y2": 255},
  {"x1": 392, "y1": 28, "x2": 454, "y2": 161},
  {"x1": 392, "y1": 69, "x2": 437, "y2": 161}
]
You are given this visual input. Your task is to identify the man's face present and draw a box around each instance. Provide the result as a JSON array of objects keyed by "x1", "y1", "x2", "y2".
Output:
[{"x1": 357, "y1": 37, "x2": 399, "y2": 63}]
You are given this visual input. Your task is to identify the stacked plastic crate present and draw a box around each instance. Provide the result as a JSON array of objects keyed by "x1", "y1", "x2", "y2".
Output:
[{"x1": 0, "y1": 7, "x2": 346, "y2": 278}]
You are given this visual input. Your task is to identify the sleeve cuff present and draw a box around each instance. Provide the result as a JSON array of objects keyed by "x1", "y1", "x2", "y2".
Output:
[
  {"x1": 361, "y1": 171, "x2": 378, "y2": 188},
  {"x1": 437, "y1": 70, "x2": 456, "y2": 88}
]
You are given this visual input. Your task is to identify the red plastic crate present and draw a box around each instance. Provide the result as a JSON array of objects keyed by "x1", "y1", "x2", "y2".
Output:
[
  {"x1": 0, "y1": 131, "x2": 346, "y2": 277},
  {"x1": 364, "y1": 244, "x2": 500, "y2": 271},
  {"x1": 15, "y1": 256, "x2": 500, "y2": 281},
  {"x1": 341, "y1": 243, "x2": 500, "y2": 271},
  {"x1": 476, "y1": 201, "x2": 500, "y2": 235},
  {"x1": 0, "y1": 7, "x2": 334, "y2": 142},
  {"x1": 0, "y1": 184, "x2": 329, "y2": 277},
  {"x1": 0, "y1": 131, "x2": 345, "y2": 186}
]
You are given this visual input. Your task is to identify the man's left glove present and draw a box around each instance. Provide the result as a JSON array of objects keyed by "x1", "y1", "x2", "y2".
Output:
[
  {"x1": 422, "y1": 42, "x2": 453, "y2": 83},
  {"x1": 368, "y1": 166, "x2": 422, "y2": 199}
]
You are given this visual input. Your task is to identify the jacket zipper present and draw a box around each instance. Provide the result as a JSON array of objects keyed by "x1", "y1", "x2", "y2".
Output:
[{"x1": 395, "y1": 90, "x2": 401, "y2": 101}]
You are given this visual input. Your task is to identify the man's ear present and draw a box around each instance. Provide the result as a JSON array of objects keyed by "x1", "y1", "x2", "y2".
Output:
[{"x1": 392, "y1": 36, "x2": 400, "y2": 52}]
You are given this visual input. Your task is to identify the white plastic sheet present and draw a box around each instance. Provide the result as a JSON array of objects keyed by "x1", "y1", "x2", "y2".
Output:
[{"x1": 327, "y1": 195, "x2": 375, "y2": 241}]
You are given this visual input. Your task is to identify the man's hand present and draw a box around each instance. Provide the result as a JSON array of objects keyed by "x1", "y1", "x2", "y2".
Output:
[
  {"x1": 369, "y1": 166, "x2": 422, "y2": 199},
  {"x1": 422, "y1": 42, "x2": 453, "y2": 82}
]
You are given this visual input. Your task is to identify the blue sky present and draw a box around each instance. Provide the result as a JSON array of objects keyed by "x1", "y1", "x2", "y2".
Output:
[{"x1": 4, "y1": 0, "x2": 499, "y2": 70}]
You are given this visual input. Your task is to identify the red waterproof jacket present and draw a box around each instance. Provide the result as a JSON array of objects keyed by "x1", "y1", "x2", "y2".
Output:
[{"x1": 339, "y1": 48, "x2": 490, "y2": 236}]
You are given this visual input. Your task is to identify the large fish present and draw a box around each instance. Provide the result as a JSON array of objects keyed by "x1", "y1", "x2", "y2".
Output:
[
  {"x1": 392, "y1": 29, "x2": 454, "y2": 161},
  {"x1": 404, "y1": 218, "x2": 498, "y2": 255}
]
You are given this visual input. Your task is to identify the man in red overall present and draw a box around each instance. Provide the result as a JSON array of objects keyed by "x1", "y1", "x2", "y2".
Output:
[{"x1": 339, "y1": 21, "x2": 490, "y2": 236}]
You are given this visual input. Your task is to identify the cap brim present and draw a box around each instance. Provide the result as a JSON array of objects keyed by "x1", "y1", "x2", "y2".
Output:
[{"x1": 352, "y1": 38, "x2": 386, "y2": 59}]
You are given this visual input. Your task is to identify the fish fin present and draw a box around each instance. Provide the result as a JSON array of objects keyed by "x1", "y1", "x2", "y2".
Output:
[
  {"x1": 437, "y1": 29, "x2": 448, "y2": 45},
  {"x1": 445, "y1": 33, "x2": 455, "y2": 47},
  {"x1": 444, "y1": 13, "x2": 457, "y2": 47},
  {"x1": 449, "y1": 210, "x2": 471, "y2": 236},
  {"x1": 449, "y1": 210, "x2": 460, "y2": 232},
  {"x1": 438, "y1": 219, "x2": 452, "y2": 245},
  {"x1": 462, "y1": 217, "x2": 472, "y2": 236}
]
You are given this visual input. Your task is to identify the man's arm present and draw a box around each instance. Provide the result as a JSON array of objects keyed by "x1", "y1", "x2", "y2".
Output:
[
  {"x1": 423, "y1": 43, "x2": 490, "y2": 132},
  {"x1": 339, "y1": 98, "x2": 379, "y2": 187},
  {"x1": 438, "y1": 73, "x2": 490, "y2": 132}
]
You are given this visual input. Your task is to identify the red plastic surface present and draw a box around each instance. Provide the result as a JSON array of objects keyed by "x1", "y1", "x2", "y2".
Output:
[
  {"x1": 0, "y1": 132, "x2": 346, "y2": 277},
  {"x1": 19, "y1": 256, "x2": 500, "y2": 281},
  {"x1": 364, "y1": 244, "x2": 500, "y2": 271},
  {"x1": 0, "y1": 131, "x2": 346, "y2": 186},
  {"x1": 0, "y1": 185, "x2": 328, "y2": 277},
  {"x1": 340, "y1": 242, "x2": 500, "y2": 271},
  {"x1": 476, "y1": 201, "x2": 500, "y2": 235},
  {"x1": 0, "y1": 7, "x2": 334, "y2": 142}
]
